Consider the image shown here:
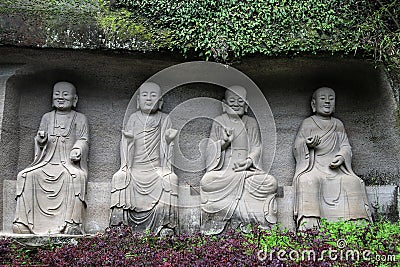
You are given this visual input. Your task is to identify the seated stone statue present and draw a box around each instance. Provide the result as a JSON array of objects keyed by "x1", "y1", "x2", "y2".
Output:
[
  {"x1": 110, "y1": 82, "x2": 178, "y2": 235},
  {"x1": 293, "y1": 87, "x2": 372, "y2": 230},
  {"x1": 13, "y1": 81, "x2": 89, "y2": 235},
  {"x1": 200, "y1": 85, "x2": 278, "y2": 235}
]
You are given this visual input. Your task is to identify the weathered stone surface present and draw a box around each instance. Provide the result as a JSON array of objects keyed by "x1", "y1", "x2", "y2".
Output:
[
  {"x1": 2, "y1": 179, "x2": 15, "y2": 233},
  {"x1": 3, "y1": 180, "x2": 111, "y2": 234},
  {"x1": 0, "y1": 47, "x2": 399, "y2": 232},
  {"x1": 0, "y1": 64, "x2": 24, "y2": 230},
  {"x1": 0, "y1": 233, "x2": 89, "y2": 247},
  {"x1": 85, "y1": 182, "x2": 111, "y2": 234},
  {"x1": 4, "y1": 182, "x2": 397, "y2": 233},
  {"x1": 0, "y1": 2, "x2": 154, "y2": 51},
  {"x1": 178, "y1": 185, "x2": 201, "y2": 235},
  {"x1": 367, "y1": 185, "x2": 399, "y2": 222}
]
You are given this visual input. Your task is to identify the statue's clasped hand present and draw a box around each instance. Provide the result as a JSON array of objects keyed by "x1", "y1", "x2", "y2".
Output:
[
  {"x1": 70, "y1": 148, "x2": 81, "y2": 162},
  {"x1": 329, "y1": 155, "x2": 344, "y2": 169},
  {"x1": 233, "y1": 158, "x2": 253, "y2": 172},
  {"x1": 306, "y1": 135, "x2": 321, "y2": 148}
]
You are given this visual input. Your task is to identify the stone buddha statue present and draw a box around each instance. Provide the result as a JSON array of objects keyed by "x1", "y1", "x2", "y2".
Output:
[
  {"x1": 13, "y1": 81, "x2": 89, "y2": 235},
  {"x1": 200, "y1": 85, "x2": 278, "y2": 235},
  {"x1": 293, "y1": 87, "x2": 372, "y2": 230},
  {"x1": 110, "y1": 82, "x2": 179, "y2": 235}
]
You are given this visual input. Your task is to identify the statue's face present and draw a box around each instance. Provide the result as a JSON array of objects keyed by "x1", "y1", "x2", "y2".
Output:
[
  {"x1": 138, "y1": 83, "x2": 161, "y2": 114},
  {"x1": 313, "y1": 88, "x2": 335, "y2": 116},
  {"x1": 225, "y1": 91, "x2": 246, "y2": 116},
  {"x1": 52, "y1": 82, "x2": 77, "y2": 111}
]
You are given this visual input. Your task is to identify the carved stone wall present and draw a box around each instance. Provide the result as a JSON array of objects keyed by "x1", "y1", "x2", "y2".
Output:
[{"x1": 0, "y1": 47, "x2": 399, "y2": 233}]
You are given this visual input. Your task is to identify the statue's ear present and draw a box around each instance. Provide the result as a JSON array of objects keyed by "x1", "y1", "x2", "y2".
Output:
[
  {"x1": 158, "y1": 98, "x2": 163, "y2": 110},
  {"x1": 244, "y1": 103, "x2": 248, "y2": 113},
  {"x1": 222, "y1": 99, "x2": 227, "y2": 113},
  {"x1": 136, "y1": 96, "x2": 140, "y2": 109},
  {"x1": 311, "y1": 99, "x2": 316, "y2": 113},
  {"x1": 73, "y1": 95, "x2": 78, "y2": 108}
]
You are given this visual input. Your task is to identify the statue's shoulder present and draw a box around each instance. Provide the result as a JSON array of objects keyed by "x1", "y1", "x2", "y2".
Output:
[
  {"x1": 300, "y1": 116, "x2": 316, "y2": 128},
  {"x1": 159, "y1": 111, "x2": 168, "y2": 119},
  {"x1": 213, "y1": 114, "x2": 226, "y2": 125},
  {"x1": 243, "y1": 115, "x2": 257, "y2": 126},
  {"x1": 332, "y1": 117, "x2": 345, "y2": 129},
  {"x1": 73, "y1": 111, "x2": 88, "y2": 124},
  {"x1": 127, "y1": 111, "x2": 140, "y2": 121},
  {"x1": 42, "y1": 111, "x2": 53, "y2": 119},
  {"x1": 74, "y1": 111, "x2": 87, "y2": 119}
]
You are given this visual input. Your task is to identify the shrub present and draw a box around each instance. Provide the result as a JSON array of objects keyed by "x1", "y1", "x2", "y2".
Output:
[{"x1": 0, "y1": 221, "x2": 399, "y2": 266}]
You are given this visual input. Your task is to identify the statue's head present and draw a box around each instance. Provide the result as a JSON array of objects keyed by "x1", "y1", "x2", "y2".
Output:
[
  {"x1": 311, "y1": 87, "x2": 335, "y2": 117},
  {"x1": 52, "y1": 81, "x2": 78, "y2": 111},
  {"x1": 223, "y1": 85, "x2": 248, "y2": 117},
  {"x1": 137, "y1": 82, "x2": 163, "y2": 114}
]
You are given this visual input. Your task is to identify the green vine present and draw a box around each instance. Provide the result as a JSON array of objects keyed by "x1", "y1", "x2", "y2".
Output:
[
  {"x1": 0, "y1": 0, "x2": 398, "y2": 87},
  {"x1": 112, "y1": 0, "x2": 399, "y2": 63},
  {"x1": 110, "y1": 0, "x2": 400, "y2": 106}
]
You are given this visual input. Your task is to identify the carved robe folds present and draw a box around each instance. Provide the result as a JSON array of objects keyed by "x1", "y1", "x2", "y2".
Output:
[
  {"x1": 201, "y1": 114, "x2": 277, "y2": 234},
  {"x1": 14, "y1": 110, "x2": 89, "y2": 234},
  {"x1": 293, "y1": 115, "x2": 372, "y2": 229},
  {"x1": 110, "y1": 111, "x2": 178, "y2": 233}
]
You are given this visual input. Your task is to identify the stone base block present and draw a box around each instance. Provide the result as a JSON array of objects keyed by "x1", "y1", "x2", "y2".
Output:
[
  {"x1": 178, "y1": 184, "x2": 201, "y2": 235},
  {"x1": 2, "y1": 180, "x2": 398, "y2": 234},
  {"x1": 2, "y1": 180, "x2": 111, "y2": 234}
]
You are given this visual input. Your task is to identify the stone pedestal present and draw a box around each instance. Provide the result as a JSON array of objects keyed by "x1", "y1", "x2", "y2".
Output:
[{"x1": 3, "y1": 181, "x2": 398, "y2": 233}]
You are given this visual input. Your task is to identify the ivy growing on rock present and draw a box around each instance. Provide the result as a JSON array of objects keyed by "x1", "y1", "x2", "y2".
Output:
[
  {"x1": 111, "y1": 0, "x2": 400, "y2": 101},
  {"x1": 113, "y1": 0, "x2": 399, "y2": 64},
  {"x1": 0, "y1": 0, "x2": 399, "y2": 96}
]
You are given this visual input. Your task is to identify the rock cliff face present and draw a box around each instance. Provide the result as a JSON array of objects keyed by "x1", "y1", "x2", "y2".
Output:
[
  {"x1": 0, "y1": 0, "x2": 155, "y2": 51},
  {"x1": 0, "y1": 1, "x2": 398, "y2": 233},
  {"x1": 0, "y1": 47, "x2": 399, "y2": 232}
]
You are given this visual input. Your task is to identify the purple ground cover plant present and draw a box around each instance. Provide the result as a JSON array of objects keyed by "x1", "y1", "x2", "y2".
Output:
[{"x1": 0, "y1": 220, "x2": 399, "y2": 266}]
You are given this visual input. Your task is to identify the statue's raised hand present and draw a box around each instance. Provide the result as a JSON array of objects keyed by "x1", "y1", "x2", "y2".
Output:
[
  {"x1": 221, "y1": 128, "x2": 233, "y2": 150},
  {"x1": 165, "y1": 128, "x2": 178, "y2": 144},
  {"x1": 70, "y1": 148, "x2": 81, "y2": 162},
  {"x1": 306, "y1": 135, "x2": 321, "y2": 148}
]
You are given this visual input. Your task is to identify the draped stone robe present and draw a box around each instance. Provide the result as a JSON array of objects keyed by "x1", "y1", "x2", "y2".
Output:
[
  {"x1": 14, "y1": 110, "x2": 89, "y2": 234},
  {"x1": 293, "y1": 115, "x2": 372, "y2": 228},
  {"x1": 200, "y1": 114, "x2": 277, "y2": 234},
  {"x1": 110, "y1": 111, "x2": 178, "y2": 233}
]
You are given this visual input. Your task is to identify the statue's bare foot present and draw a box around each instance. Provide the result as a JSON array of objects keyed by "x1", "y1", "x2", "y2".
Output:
[
  {"x1": 64, "y1": 223, "x2": 83, "y2": 235},
  {"x1": 159, "y1": 228, "x2": 174, "y2": 237},
  {"x1": 12, "y1": 222, "x2": 31, "y2": 234},
  {"x1": 298, "y1": 217, "x2": 320, "y2": 231}
]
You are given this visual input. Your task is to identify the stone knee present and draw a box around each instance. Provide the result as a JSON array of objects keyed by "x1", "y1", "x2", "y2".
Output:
[
  {"x1": 267, "y1": 174, "x2": 278, "y2": 193},
  {"x1": 200, "y1": 172, "x2": 215, "y2": 187},
  {"x1": 247, "y1": 173, "x2": 278, "y2": 195}
]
